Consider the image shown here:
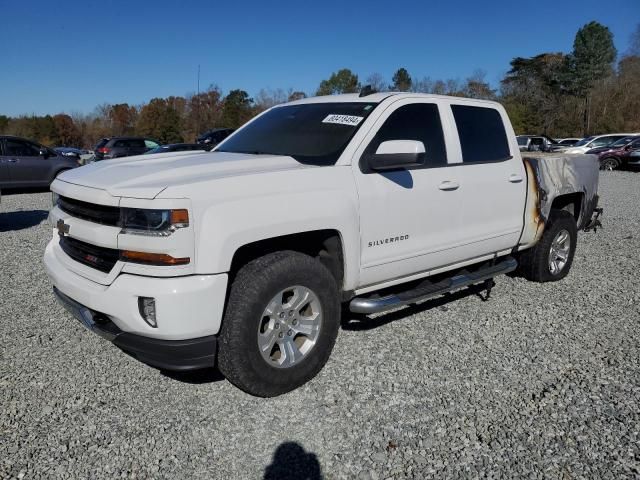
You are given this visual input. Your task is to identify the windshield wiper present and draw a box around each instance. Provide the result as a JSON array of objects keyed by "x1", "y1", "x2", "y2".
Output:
[{"x1": 217, "y1": 149, "x2": 274, "y2": 155}]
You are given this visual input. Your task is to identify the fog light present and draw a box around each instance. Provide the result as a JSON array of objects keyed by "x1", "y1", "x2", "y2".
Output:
[{"x1": 138, "y1": 297, "x2": 157, "y2": 328}]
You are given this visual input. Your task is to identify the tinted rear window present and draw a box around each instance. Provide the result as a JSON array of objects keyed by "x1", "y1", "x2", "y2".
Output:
[
  {"x1": 451, "y1": 105, "x2": 510, "y2": 163},
  {"x1": 94, "y1": 139, "x2": 108, "y2": 149}
]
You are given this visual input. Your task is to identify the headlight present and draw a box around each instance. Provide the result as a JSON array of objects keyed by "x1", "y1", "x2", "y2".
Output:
[
  {"x1": 120, "y1": 208, "x2": 189, "y2": 236},
  {"x1": 52, "y1": 192, "x2": 60, "y2": 207}
]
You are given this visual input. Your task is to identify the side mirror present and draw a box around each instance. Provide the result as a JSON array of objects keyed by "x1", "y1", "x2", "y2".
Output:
[
  {"x1": 368, "y1": 140, "x2": 425, "y2": 171},
  {"x1": 39, "y1": 148, "x2": 50, "y2": 159}
]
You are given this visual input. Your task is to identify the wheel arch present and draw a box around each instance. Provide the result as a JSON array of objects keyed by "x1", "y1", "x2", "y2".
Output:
[
  {"x1": 550, "y1": 192, "x2": 584, "y2": 226},
  {"x1": 229, "y1": 229, "x2": 346, "y2": 291}
]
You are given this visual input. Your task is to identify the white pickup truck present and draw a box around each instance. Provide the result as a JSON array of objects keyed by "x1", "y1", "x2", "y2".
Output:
[{"x1": 45, "y1": 92, "x2": 601, "y2": 397}]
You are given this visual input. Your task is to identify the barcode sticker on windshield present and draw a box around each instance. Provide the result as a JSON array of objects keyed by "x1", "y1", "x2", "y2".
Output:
[{"x1": 322, "y1": 114, "x2": 364, "y2": 126}]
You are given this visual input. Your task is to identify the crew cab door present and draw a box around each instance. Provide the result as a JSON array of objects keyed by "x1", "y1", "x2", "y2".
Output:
[
  {"x1": 445, "y1": 103, "x2": 526, "y2": 260},
  {"x1": 353, "y1": 99, "x2": 525, "y2": 289},
  {"x1": 353, "y1": 98, "x2": 466, "y2": 287}
]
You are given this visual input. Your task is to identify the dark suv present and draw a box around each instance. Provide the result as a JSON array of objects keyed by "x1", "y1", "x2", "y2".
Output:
[
  {"x1": 196, "y1": 128, "x2": 234, "y2": 150},
  {"x1": 94, "y1": 137, "x2": 160, "y2": 160},
  {"x1": 0, "y1": 136, "x2": 80, "y2": 189}
]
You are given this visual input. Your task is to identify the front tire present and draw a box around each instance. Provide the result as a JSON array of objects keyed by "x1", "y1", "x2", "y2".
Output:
[
  {"x1": 517, "y1": 210, "x2": 578, "y2": 282},
  {"x1": 218, "y1": 251, "x2": 340, "y2": 397}
]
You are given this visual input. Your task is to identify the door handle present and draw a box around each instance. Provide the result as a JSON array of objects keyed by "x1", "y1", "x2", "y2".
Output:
[
  {"x1": 438, "y1": 180, "x2": 459, "y2": 191},
  {"x1": 6, "y1": 158, "x2": 18, "y2": 163},
  {"x1": 509, "y1": 174, "x2": 523, "y2": 183}
]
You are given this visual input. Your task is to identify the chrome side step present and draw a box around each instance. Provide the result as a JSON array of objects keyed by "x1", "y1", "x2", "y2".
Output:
[{"x1": 349, "y1": 257, "x2": 518, "y2": 314}]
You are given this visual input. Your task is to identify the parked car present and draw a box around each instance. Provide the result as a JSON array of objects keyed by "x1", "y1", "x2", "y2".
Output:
[
  {"x1": 146, "y1": 143, "x2": 208, "y2": 154},
  {"x1": 54, "y1": 147, "x2": 94, "y2": 164},
  {"x1": 563, "y1": 134, "x2": 636, "y2": 154},
  {"x1": 516, "y1": 135, "x2": 560, "y2": 152},
  {"x1": 94, "y1": 137, "x2": 160, "y2": 160},
  {"x1": 0, "y1": 136, "x2": 80, "y2": 190},
  {"x1": 46, "y1": 92, "x2": 601, "y2": 397},
  {"x1": 555, "y1": 138, "x2": 582, "y2": 147},
  {"x1": 196, "y1": 128, "x2": 234, "y2": 150},
  {"x1": 586, "y1": 135, "x2": 640, "y2": 170}
]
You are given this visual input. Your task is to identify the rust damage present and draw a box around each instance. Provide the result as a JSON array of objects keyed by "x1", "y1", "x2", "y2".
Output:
[{"x1": 523, "y1": 158, "x2": 546, "y2": 243}]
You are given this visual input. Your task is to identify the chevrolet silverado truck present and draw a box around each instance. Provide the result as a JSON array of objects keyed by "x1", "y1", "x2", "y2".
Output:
[{"x1": 44, "y1": 92, "x2": 601, "y2": 397}]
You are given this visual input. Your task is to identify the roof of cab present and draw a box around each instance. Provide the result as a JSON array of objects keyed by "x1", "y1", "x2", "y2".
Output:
[{"x1": 283, "y1": 92, "x2": 503, "y2": 108}]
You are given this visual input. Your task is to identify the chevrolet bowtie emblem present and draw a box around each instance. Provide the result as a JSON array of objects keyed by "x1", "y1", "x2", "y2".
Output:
[{"x1": 57, "y1": 219, "x2": 70, "y2": 236}]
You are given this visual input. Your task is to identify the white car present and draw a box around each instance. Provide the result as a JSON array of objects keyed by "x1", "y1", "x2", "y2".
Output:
[
  {"x1": 45, "y1": 92, "x2": 602, "y2": 396},
  {"x1": 563, "y1": 134, "x2": 636, "y2": 154},
  {"x1": 555, "y1": 138, "x2": 583, "y2": 149}
]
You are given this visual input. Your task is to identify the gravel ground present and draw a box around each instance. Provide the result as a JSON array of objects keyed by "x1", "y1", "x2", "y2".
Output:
[{"x1": 1, "y1": 172, "x2": 639, "y2": 479}]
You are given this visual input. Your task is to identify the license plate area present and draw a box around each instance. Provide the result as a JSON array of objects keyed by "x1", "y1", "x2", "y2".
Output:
[{"x1": 53, "y1": 287, "x2": 118, "y2": 341}]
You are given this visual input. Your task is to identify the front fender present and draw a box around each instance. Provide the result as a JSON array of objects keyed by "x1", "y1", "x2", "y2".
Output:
[{"x1": 192, "y1": 169, "x2": 361, "y2": 290}]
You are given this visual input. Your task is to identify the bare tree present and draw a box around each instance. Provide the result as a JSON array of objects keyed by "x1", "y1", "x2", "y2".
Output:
[{"x1": 364, "y1": 73, "x2": 387, "y2": 92}]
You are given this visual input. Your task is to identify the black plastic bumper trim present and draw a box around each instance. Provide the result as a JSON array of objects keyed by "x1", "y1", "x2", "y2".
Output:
[
  {"x1": 113, "y1": 333, "x2": 217, "y2": 372},
  {"x1": 53, "y1": 287, "x2": 217, "y2": 371}
]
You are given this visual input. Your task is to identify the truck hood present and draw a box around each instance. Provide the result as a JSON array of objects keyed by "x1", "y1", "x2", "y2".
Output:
[{"x1": 57, "y1": 151, "x2": 312, "y2": 199}]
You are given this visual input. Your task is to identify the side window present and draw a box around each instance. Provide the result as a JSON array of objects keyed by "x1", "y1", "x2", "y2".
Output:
[
  {"x1": 451, "y1": 105, "x2": 510, "y2": 163},
  {"x1": 5, "y1": 139, "x2": 41, "y2": 157},
  {"x1": 363, "y1": 103, "x2": 447, "y2": 170},
  {"x1": 113, "y1": 140, "x2": 126, "y2": 148},
  {"x1": 127, "y1": 139, "x2": 146, "y2": 149}
]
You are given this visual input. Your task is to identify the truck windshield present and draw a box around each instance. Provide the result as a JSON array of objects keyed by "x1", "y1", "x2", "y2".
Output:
[{"x1": 216, "y1": 102, "x2": 378, "y2": 165}]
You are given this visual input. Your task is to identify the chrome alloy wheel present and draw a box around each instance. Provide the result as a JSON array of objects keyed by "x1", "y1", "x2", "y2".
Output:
[
  {"x1": 548, "y1": 229, "x2": 571, "y2": 275},
  {"x1": 257, "y1": 286, "x2": 323, "y2": 368}
]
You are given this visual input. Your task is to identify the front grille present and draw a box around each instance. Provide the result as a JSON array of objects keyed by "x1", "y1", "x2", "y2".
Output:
[
  {"x1": 59, "y1": 236, "x2": 119, "y2": 273},
  {"x1": 58, "y1": 196, "x2": 120, "y2": 227}
]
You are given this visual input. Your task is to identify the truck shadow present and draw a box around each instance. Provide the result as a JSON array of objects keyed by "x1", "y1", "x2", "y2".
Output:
[
  {"x1": 0, "y1": 210, "x2": 49, "y2": 232},
  {"x1": 341, "y1": 283, "x2": 488, "y2": 331}
]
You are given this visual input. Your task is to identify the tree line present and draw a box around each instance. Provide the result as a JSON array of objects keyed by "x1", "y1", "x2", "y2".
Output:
[{"x1": 1, "y1": 21, "x2": 638, "y2": 148}]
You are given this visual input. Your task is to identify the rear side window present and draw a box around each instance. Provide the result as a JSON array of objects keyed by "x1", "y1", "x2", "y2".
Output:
[
  {"x1": 127, "y1": 139, "x2": 146, "y2": 148},
  {"x1": 451, "y1": 105, "x2": 510, "y2": 163},
  {"x1": 364, "y1": 103, "x2": 447, "y2": 169}
]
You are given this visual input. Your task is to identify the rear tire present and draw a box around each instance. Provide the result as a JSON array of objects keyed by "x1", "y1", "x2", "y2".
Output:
[
  {"x1": 600, "y1": 157, "x2": 620, "y2": 171},
  {"x1": 517, "y1": 210, "x2": 577, "y2": 282},
  {"x1": 218, "y1": 251, "x2": 340, "y2": 397}
]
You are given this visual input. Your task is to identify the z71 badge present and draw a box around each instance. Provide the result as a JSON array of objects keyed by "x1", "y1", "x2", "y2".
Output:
[{"x1": 368, "y1": 235, "x2": 409, "y2": 247}]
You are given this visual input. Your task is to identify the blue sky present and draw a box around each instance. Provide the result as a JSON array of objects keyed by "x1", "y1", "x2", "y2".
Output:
[{"x1": 0, "y1": 0, "x2": 638, "y2": 116}]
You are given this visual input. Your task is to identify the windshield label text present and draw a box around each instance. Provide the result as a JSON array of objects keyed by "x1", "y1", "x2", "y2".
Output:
[{"x1": 322, "y1": 114, "x2": 364, "y2": 126}]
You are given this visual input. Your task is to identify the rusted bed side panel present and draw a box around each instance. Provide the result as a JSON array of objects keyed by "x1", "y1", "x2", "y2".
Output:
[{"x1": 519, "y1": 153, "x2": 599, "y2": 248}]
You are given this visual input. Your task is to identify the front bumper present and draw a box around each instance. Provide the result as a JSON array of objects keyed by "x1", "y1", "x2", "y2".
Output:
[
  {"x1": 44, "y1": 239, "x2": 227, "y2": 340},
  {"x1": 44, "y1": 237, "x2": 228, "y2": 370},
  {"x1": 53, "y1": 287, "x2": 217, "y2": 370}
]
